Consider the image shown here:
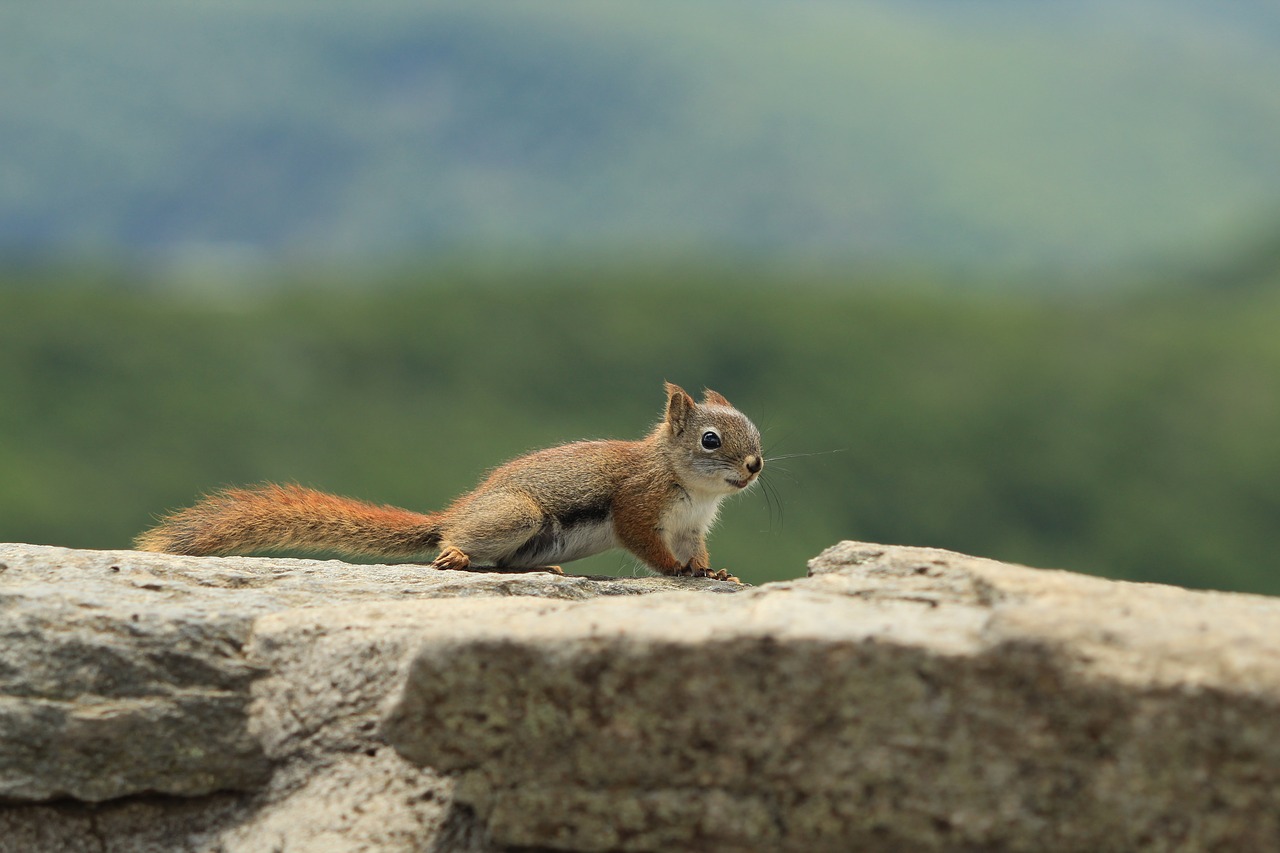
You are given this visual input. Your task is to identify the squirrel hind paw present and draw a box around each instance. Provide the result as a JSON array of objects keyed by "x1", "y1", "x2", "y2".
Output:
[{"x1": 430, "y1": 547, "x2": 472, "y2": 572}]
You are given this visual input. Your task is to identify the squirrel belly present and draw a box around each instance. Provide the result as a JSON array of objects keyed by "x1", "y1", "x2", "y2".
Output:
[
  {"x1": 496, "y1": 514, "x2": 618, "y2": 568},
  {"x1": 134, "y1": 383, "x2": 764, "y2": 578}
]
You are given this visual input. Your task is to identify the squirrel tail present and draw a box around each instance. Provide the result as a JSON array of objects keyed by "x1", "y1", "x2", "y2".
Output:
[{"x1": 134, "y1": 483, "x2": 443, "y2": 559}]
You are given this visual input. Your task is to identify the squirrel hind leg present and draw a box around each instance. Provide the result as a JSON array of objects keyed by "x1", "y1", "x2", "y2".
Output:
[{"x1": 438, "y1": 490, "x2": 555, "y2": 568}]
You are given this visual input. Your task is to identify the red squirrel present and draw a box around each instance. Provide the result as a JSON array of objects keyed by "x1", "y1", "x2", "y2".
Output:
[{"x1": 135, "y1": 383, "x2": 763, "y2": 581}]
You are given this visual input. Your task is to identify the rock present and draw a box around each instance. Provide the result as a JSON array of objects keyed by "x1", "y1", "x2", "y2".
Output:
[
  {"x1": 383, "y1": 541, "x2": 1280, "y2": 851},
  {"x1": 0, "y1": 543, "x2": 733, "y2": 852},
  {"x1": 3, "y1": 541, "x2": 1279, "y2": 851}
]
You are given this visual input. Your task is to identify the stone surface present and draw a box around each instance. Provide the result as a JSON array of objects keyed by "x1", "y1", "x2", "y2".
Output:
[
  {"x1": 382, "y1": 541, "x2": 1280, "y2": 851},
  {"x1": 0, "y1": 543, "x2": 733, "y2": 852},
  {"x1": 3, "y1": 540, "x2": 1280, "y2": 851}
]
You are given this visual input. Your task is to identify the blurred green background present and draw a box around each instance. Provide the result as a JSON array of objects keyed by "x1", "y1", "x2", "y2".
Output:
[{"x1": 3, "y1": 1, "x2": 1278, "y2": 591}]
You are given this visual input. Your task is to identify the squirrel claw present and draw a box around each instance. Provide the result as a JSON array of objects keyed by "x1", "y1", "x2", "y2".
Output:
[
  {"x1": 680, "y1": 565, "x2": 741, "y2": 584},
  {"x1": 699, "y1": 567, "x2": 741, "y2": 584},
  {"x1": 430, "y1": 547, "x2": 471, "y2": 572}
]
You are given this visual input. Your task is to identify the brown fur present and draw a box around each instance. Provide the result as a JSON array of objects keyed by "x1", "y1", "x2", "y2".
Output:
[
  {"x1": 134, "y1": 384, "x2": 763, "y2": 578},
  {"x1": 134, "y1": 483, "x2": 443, "y2": 558}
]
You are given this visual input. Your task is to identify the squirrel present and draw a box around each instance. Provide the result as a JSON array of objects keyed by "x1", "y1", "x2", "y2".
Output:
[{"x1": 134, "y1": 383, "x2": 763, "y2": 581}]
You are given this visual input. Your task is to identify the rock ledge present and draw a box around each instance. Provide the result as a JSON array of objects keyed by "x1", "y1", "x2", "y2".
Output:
[{"x1": 2, "y1": 541, "x2": 1278, "y2": 851}]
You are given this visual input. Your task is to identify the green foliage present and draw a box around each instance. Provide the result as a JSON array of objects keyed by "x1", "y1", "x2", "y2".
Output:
[{"x1": 1, "y1": 264, "x2": 1277, "y2": 594}]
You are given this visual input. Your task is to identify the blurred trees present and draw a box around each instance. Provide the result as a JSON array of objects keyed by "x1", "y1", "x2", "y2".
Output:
[{"x1": 1, "y1": 263, "x2": 1276, "y2": 593}]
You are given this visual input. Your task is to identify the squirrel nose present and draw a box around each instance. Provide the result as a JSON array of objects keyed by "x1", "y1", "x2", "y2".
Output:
[{"x1": 745, "y1": 455, "x2": 763, "y2": 474}]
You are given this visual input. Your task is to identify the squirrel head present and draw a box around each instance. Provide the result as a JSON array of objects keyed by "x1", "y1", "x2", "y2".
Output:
[{"x1": 662, "y1": 382, "x2": 764, "y2": 494}]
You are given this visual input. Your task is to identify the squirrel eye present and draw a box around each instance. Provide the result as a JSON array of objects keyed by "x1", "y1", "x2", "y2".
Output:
[{"x1": 700, "y1": 430, "x2": 722, "y2": 450}]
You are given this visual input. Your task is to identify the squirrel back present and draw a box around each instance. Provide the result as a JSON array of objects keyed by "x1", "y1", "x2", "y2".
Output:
[{"x1": 135, "y1": 383, "x2": 763, "y2": 578}]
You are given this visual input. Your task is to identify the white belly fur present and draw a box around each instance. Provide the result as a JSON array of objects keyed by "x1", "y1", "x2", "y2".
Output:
[
  {"x1": 661, "y1": 490, "x2": 725, "y2": 564},
  {"x1": 513, "y1": 518, "x2": 617, "y2": 566},
  {"x1": 557, "y1": 519, "x2": 619, "y2": 562}
]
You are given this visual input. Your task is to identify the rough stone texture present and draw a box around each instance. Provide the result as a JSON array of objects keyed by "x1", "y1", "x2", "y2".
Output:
[
  {"x1": 0, "y1": 543, "x2": 734, "y2": 852},
  {"x1": 4, "y1": 540, "x2": 1280, "y2": 851},
  {"x1": 382, "y1": 541, "x2": 1280, "y2": 852}
]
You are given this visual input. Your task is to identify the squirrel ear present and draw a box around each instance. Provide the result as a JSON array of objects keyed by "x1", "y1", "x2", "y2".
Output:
[
  {"x1": 664, "y1": 382, "x2": 695, "y2": 433},
  {"x1": 701, "y1": 388, "x2": 732, "y2": 408}
]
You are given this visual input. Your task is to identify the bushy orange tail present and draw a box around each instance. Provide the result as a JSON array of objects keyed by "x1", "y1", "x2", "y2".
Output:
[{"x1": 134, "y1": 484, "x2": 442, "y2": 558}]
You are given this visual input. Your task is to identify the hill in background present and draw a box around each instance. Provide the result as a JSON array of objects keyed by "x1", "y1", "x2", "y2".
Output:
[
  {"x1": 4, "y1": 0, "x2": 1280, "y2": 272},
  {"x1": 4, "y1": 2, "x2": 1279, "y2": 596}
]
